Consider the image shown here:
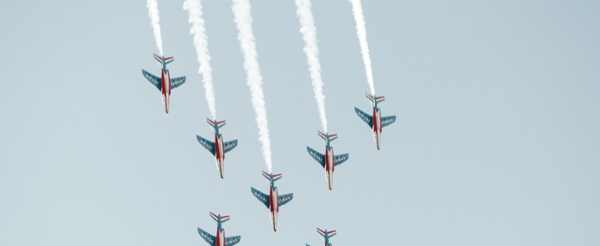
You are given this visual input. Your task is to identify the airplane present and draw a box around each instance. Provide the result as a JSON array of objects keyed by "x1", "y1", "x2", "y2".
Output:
[
  {"x1": 306, "y1": 131, "x2": 349, "y2": 190},
  {"x1": 354, "y1": 92, "x2": 396, "y2": 150},
  {"x1": 196, "y1": 118, "x2": 238, "y2": 179},
  {"x1": 141, "y1": 54, "x2": 186, "y2": 114},
  {"x1": 250, "y1": 171, "x2": 293, "y2": 232},
  {"x1": 197, "y1": 212, "x2": 241, "y2": 246}
]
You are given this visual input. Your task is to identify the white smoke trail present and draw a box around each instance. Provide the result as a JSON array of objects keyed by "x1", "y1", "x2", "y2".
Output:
[
  {"x1": 231, "y1": 0, "x2": 272, "y2": 172},
  {"x1": 295, "y1": 0, "x2": 328, "y2": 133},
  {"x1": 146, "y1": 0, "x2": 163, "y2": 56},
  {"x1": 348, "y1": 0, "x2": 375, "y2": 95},
  {"x1": 183, "y1": 0, "x2": 216, "y2": 119}
]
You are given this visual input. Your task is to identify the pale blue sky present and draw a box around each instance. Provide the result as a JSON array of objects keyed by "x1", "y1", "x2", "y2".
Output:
[{"x1": 1, "y1": 0, "x2": 599, "y2": 245}]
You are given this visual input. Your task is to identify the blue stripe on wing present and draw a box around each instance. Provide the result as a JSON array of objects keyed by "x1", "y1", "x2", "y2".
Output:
[
  {"x1": 197, "y1": 227, "x2": 215, "y2": 245},
  {"x1": 170, "y1": 76, "x2": 186, "y2": 89},
  {"x1": 251, "y1": 187, "x2": 270, "y2": 208},
  {"x1": 223, "y1": 139, "x2": 238, "y2": 153},
  {"x1": 306, "y1": 147, "x2": 325, "y2": 168},
  {"x1": 278, "y1": 193, "x2": 293, "y2": 206},
  {"x1": 196, "y1": 135, "x2": 216, "y2": 156},
  {"x1": 333, "y1": 153, "x2": 349, "y2": 166},
  {"x1": 225, "y1": 235, "x2": 241, "y2": 246},
  {"x1": 354, "y1": 107, "x2": 373, "y2": 128},
  {"x1": 142, "y1": 70, "x2": 161, "y2": 91},
  {"x1": 381, "y1": 115, "x2": 396, "y2": 128}
]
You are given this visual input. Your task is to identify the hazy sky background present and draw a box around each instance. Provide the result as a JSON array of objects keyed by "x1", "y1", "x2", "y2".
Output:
[{"x1": 1, "y1": 0, "x2": 599, "y2": 245}]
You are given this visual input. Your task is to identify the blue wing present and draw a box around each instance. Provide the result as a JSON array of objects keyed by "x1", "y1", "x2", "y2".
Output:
[
  {"x1": 278, "y1": 193, "x2": 293, "y2": 206},
  {"x1": 196, "y1": 135, "x2": 216, "y2": 156},
  {"x1": 223, "y1": 139, "x2": 238, "y2": 153},
  {"x1": 382, "y1": 115, "x2": 396, "y2": 128},
  {"x1": 225, "y1": 236, "x2": 241, "y2": 246},
  {"x1": 334, "y1": 153, "x2": 349, "y2": 166},
  {"x1": 354, "y1": 107, "x2": 373, "y2": 128},
  {"x1": 251, "y1": 187, "x2": 269, "y2": 208},
  {"x1": 142, "y1": 70, "x2": 161, "y2": 91},
  {"x1": 306, "y1": 147, "x2": 325, "y2": 168},
  {"x1": 197, "y1": 227, "x2": 216, "y2": 245},
  {"x1": 170, "y1": 76, "x2": 186, "y2": 89}
]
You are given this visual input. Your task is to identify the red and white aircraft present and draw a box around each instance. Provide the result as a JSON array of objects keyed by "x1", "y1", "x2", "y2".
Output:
[
  {"x1": 307, "y1": 131, "x2": 349, "y2": 190},
  {"x1": 197, "y1": 212, "x2": 241, "y2": 246},
  {"x1": 251, "y1": 171, "x2": 293, "y2": 232},
  {"x1": 196, "y1": 119, "x2": 238, "y2": 179},
  {"x1": 354, "y1": 93, "x2": 396, "y2": 150},
  {"x1": 142, "y1": 54, "x2": 186, "y2": 114}
]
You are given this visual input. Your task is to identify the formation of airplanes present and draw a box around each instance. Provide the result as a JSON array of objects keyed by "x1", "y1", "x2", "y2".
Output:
[
  {"x1": 251, "y1": 171, "x2": 294, "y2": 232},
  {"x1": 141, "y1": 54, "x2": 186, "y2": 114},
  {"x1": 140, "y1": 54, "x2": 396, "y2": 243},
  {"x1": 197, "y1": 212, "x2": 241, "y2": 246},
  {"x1": 307, "y1": 131, "x2": 349, "y2": 190},
  {"x1": 196, "y1": 118, "x2": 239, "y2": 179}
]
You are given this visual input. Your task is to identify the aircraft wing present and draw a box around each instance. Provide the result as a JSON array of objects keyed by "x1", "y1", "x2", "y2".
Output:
[
  {"x1": 251, "y1": 187, "x2": 270, "y2": 208},
  {"x1": 382, "y1": 115, "x2": 396, "y2": 128},
  {"x1": 306, "y1": 147, "x2": 325, "y2": 168},
  {"x1": 354, "y1": 107, "x2": 373, "y2": 128},
  {"x1": 196, "y1": 135, "x2": 216, "y2": 156},
  {"x1": 197, "y1": 227, "x2": 216, "y2": 245},
  {"x1": 142, "y1": 70, "x2": 161, "y2": 91},
  {"x1": 278, "y1": 193, "x2": 293, "y2": 206},
  {"x1": 334, "y1": 153, "x2": 349, "y2": 166},
  {"x1": 225, "y1": 235, "x2": 241, "y2": 246},
  {"x1": 223, "y1": 139, "x2": 238, "y2": 153},
  {"x1": 170, "y1": 76, "x2": 186, "y2": 89}
]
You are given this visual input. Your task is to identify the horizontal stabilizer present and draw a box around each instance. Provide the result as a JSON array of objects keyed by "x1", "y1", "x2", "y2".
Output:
[
  {"x1": 210, "y1": 212, "x2": 230, "y2": 223},
  {"x1": 154, "y1": 54, "x2": 174, "y2": 65},
  {"x1": 366, "y1": 92, "x2": 385, "y2": 106},
  {"x1": 317, "y1": 228, "x2": 337, "y2": 238},
  {"x1": 262, "y1": 171, "x2": 282, "y2": 182},
  {"x1": 318, "y1": 131, "x2": 338, "y2": 142},
  {"x1": 207, "y1": 118, "x2": 226, "y2": 132}
]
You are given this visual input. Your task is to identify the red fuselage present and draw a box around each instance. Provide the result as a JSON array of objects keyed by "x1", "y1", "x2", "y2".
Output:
[
  {"x1": 268, "y1": 187, "x2": 279, "y2": 231},
  {"x1": 214, "y1": 134, "x2": 226, "y2": 179},
  {"x1": 215, "y1": 228, "x2": 225, "y2": 246},
  {"x1": 372, "y1": 107, "x2": 382, "y2": 150},
  {"x1": 160, "y1": 69, "x2": 171, "y2": 114},
  {"x1": 324, "y1": 146, "x2": 335, "y2": 190}
]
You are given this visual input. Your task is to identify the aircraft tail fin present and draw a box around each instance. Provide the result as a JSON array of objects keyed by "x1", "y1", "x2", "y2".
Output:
[
  {"x1": 207, "y1": 118, "x2": 226, "y2": 132},
  {"x1": 365, "y1": 93, "x2": 385, "y2": 107},
  {"x1": 153, "y1": 54, "x2": 174, "y2": 66},
  {"x1": 317, "y1": 228, "x2": 337, "y2": 238},
  {"x1": 262, "y1": 171, "x2": 282, "y2": 182},
  {"x1": 318, "y1": 131, "x2": 338, "y2": 142},
  {"x1": 209, "y1": 212, "x2": 230, "y2": 223}
]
